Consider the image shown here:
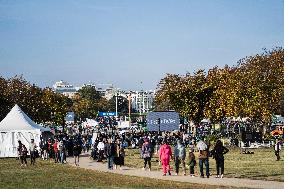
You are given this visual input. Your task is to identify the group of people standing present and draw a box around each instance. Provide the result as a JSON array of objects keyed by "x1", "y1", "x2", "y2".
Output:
[
  {"x1": 17, "y1": 134, "x2": 84, "y2": 167},
  {"x1": 17, "y1": 139, "x2": 37, "y2": 166},
  {"x1": 139, "y1": 136, "x2": 229, "y2": 178},
  {"x1": 91, "y1": 137, "x2": 125, "y2": 170}
]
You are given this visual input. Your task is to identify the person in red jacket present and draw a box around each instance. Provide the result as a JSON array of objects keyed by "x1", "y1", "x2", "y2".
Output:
[
  {"x1": 53, "y1": 139, "x2": 59, "y2": 163},
  {"x1": 159, "y1": 139, "x2": 173, "y2": 176}
]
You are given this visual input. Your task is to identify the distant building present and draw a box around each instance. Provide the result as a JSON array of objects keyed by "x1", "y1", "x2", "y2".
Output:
[
  {"x1": 52, "y1": 81, "x2": 156, "y2": 113},
  {"x1": 128, "y1": 90, "x2": 155, "y2": 114},
  {"x1": 53, "y1": 80, "x2": 77, "y2": 98}
]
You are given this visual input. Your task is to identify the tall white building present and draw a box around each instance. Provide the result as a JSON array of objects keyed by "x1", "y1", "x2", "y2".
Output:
[{"x1": 128, "y1": 90, "x2": 155, "y2": 114}]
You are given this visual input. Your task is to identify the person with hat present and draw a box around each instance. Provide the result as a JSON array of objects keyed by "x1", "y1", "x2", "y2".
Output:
[
  {"x1": 159, "y1": 139, "x2": 173, "y2": 176},
  {"x1": 141, "y1": 138, "x2": 153, "y2": 171}
]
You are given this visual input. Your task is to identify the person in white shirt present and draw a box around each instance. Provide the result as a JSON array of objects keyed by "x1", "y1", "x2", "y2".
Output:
[
  {"x1": 29, "y1": 139, "x2": 37, "y2": 165},
  {"x1": 97, "y1": 140, "x2": 105, "y2": 162}
]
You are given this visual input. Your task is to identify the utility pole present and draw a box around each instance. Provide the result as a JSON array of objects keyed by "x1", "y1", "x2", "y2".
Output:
[
  {"x1": 128, "y1": 93, "x2": 131, "y2": 127},
  {"x1": 115, "y1": 93, "x2": 118, "y2": 118},
  {"x1": 158, "y1": 118, "x2": 161, "y2": 135}
]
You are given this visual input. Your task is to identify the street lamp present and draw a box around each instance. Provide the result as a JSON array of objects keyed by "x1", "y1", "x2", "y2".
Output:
[
  {"x1": 157, "y1": 118, "x2": 161, "y2": 135},
  {"x1": 115, "y1": 93, "x2": 118, "y2": 118}
]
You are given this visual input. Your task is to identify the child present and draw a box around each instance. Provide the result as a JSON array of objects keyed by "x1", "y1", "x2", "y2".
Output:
[{"x1": 188, "y1": 148, "x2": 196, "y2": 177}]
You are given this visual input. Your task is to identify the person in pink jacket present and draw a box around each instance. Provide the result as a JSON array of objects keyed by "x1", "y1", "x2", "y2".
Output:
[{"x1": 159, "y1": 139, "x2": 173, "y2": 176}]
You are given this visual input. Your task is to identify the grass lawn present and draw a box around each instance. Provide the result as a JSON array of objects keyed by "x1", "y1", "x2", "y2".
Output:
[
  {"x1": 124, "y1": 147, "x2": 284, "y2": 182},
  {"x1": 0, "y1": 158, "x2": 237, "y2": 189}
]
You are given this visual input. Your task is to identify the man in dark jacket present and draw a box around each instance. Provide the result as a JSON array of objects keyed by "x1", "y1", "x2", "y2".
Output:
[
  {"x1": 105, "y1": 139, "x2": 116, "y2": 169},
  {"x1": 275, "y1": 138, "x2": 282, "y2": 161}
]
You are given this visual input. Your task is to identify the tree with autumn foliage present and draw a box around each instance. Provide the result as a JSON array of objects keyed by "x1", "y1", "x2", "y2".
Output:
[
  {"x1": 155, "y1": 48, "x2": 284, "y2": 132},
  {"x1": 0, "y1": 76, "x2": 70, "y2": 126}
]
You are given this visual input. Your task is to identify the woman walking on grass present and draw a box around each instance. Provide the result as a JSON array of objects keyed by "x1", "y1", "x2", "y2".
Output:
[
  {"x1": 73, "y1": 141, "x2": 81, "y2": 166},
  {"x1": 114, "y1": 139, "x2": 125, "y2": 170},
  {"x1": 19, "y1": 144, "x2": 28, "y2": 167},
  {"x1": 141, "y1": 138, "x2": 153, "y2": 171},
  {"x1": 211, "y1": 140, "x2": 229, "y2": 178},
  {"x1": 159, "y1": 139, "x2": 173, "y2": 176}
]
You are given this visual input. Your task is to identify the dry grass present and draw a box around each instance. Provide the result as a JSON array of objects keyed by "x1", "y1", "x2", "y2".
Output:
[
  {"x1": 0, "y1": 158, "x2": 238, "y2": 189},
  {"x1": 124, "y1": 147, "x2": 284, "y2": 182}
]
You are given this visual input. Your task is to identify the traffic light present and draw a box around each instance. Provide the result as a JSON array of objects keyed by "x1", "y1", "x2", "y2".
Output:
[{"x1": 157, "y1": 118, "x2": 161, "y2": 124}]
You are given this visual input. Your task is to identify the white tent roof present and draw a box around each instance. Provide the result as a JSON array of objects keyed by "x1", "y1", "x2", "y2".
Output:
[{"x1": 0, "y1": 104, "x2": 50, "y2": 132}]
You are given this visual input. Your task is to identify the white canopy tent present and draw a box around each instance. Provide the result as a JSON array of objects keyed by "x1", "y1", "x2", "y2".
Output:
[{"x1": 0, "y1": 104, "x2": 51, "y2": 157}]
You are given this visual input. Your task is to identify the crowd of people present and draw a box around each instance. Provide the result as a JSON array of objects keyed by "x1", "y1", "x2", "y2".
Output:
[{"x1": 16, "y1": 119, "x2": 283, "y2": 179}]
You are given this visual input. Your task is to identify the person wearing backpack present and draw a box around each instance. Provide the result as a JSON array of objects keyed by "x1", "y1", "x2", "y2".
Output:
[
  {"x1": 141, "y1": 138, "x2": 153, "y2": 171},
  {"x1": 197, "y1": 137, "x2": 210, "y2": 178}
]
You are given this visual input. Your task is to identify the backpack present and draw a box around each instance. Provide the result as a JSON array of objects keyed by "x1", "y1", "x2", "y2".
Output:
[{"x1": 142, "y1": 144, "x2": 152, "y2": 158}]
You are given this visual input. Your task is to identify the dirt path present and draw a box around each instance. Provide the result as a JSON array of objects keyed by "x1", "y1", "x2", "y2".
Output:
[{"x1": 67, "y1": 154, "x2": 284, "y2": 189}]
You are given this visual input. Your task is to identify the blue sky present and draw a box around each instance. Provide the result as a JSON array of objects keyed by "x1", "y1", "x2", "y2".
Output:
[{"x1": 0, "y1": 0, "x2": 284, "y2": 90}]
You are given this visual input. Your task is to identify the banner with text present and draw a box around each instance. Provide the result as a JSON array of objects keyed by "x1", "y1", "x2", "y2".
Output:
[{"x1": 146, "y1": 111, "x2": 179, "y2": 131}]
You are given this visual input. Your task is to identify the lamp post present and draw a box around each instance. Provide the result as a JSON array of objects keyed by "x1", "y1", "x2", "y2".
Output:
[
  {"x1": 157, "y1": 118, "x2": 161, "y2": 135},
  {"x1": 115, "y1": 93, "x2": 118, "y2": 118}
]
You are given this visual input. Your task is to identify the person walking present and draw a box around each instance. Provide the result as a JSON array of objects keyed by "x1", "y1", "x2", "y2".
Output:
[
  {"x1": 97, "y1": 139, "x2": 105, "y2": 162},
  {"x1": 53, "y1": 139, "x2": 59, "y2": 163},
  {"x1": 29, "y1": 139, "x2": 37, "y2": 165},
  {"x1": 19, "y1": 144, "x2": 28, "y2": 167},
  {"x1": 141, "y1": 138, "x2": 153, "y2": 171},
  {"x1": 174, "y1": 139, "x2": 186, "y2": 175},
  {"x1": 17, "y1": 140, "x2": 23, "y2": 160},
  {"x1": 105, "y1": 138, "x2": 116, "y2": 170},
  {"x1": 114, "y1": 139, "x2": 125, "y2": 170},
  {"x1": 58, "y1": 140, "x2": 65, "y2": 163},
  {"x1": 211, "y1": 140, "x2": 229, "y2": 178},
  {"x1": 188, "y1": 148, "x2": 196, "y2": 177},
  {"x1": 73, "y1": 141, "x2": 81, "y2": 166},
  {"x1": 159, "y1": 139, "x2": 173, "y2": 176},
  {"x1": 274, "y1": 138, "x2": 282, "y2": 161},
  {"x1": 197, "y1": 137, "x2": 210, "y2": 178}
]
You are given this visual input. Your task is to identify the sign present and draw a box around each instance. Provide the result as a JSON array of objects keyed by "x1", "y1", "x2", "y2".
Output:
[
  {"x1": 146, "y1": 111, "x2": 179, "y2": 131},
  {"x1": 65, "y1": 112, "x2": 75, "y2": 122},
  {"x1": 98, "y1": 112, "x2": 117, "y2": 117}
]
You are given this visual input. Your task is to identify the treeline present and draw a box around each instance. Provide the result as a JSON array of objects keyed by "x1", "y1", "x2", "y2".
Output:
[
  {"x1": 0, "y1": 76, "x2": 129, "y2": 125},
  {"x1": 155, "y1": 48, "x2": 284, "y2": 128}
]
